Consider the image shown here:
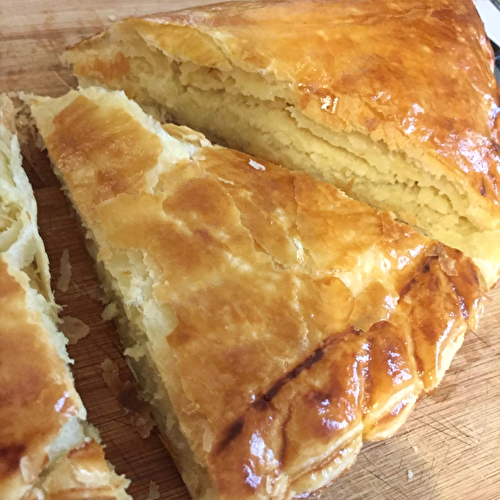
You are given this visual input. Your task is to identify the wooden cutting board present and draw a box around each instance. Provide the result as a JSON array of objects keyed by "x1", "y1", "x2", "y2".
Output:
[{"x1": 1, "y1": 2, "x2": 499, "y2": 499}]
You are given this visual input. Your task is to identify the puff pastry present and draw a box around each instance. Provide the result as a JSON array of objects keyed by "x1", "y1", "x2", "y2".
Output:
[
  {"x1": 0, "y1": 95, "x2": 130, "y2": 500},
  {"x1": 63, "y1": 0, "x2": 500, "y2": 288},
  {"x1": 31, "y1": 87, "x2": 486, "y2": 500}
]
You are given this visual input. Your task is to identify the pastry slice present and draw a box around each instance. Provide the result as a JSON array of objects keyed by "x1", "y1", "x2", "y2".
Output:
[
  {"x1": 0, "y1": 95, "x2": 130, "y2": 500},
  {"x1": 30, "y1": 87, "x2": 486, "y2": 500},
  {"x1": 63, "y1": 0, "x2": 500, "y2": 287}
]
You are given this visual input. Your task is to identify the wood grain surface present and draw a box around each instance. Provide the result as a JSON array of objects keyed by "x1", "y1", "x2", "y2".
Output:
[{"x1": 1, "y1": 1, "x2": 499, "y2": 499}]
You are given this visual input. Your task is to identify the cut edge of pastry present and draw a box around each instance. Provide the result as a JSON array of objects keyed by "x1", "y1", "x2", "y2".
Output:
[
  {"x1": 0, "y1": 94, "x2": 130, "y2": 500},
  {"x1": 63, "y1": 16, "x2": 500, "y2": 288},
  {"x1": 28, "y1": 87, "x2": 487, "y2": 500},
  {"x1": 27, "y1": 88, "x2": 217, "y2": 500}
]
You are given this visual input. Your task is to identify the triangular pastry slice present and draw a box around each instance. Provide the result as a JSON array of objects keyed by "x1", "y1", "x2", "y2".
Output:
[
  {"x1": 30, "y1": 87, "x2": 486, "y2": 500},
  {"x1": 0, "y1": 95, "x2": 130, "y2": 500},
  {"x1": 63, "y1": 0, "x2": 500, "y2": 287}
]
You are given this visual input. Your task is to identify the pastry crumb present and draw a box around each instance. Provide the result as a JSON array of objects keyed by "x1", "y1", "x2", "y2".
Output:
[
  {"x1": 101, "y1": 358, "x2": 156, "y2": 439},
  {"x1": 146, "y1": 480, "x2": 160, "y2": 500},
  {"x1": 102, "y1": 302, "x2": 119, "y2": 321},
  {"x1": 60, "y1": 316, "x2": 90, "y2": 345},
  {"x1": 100, "y1": 358, "x2": 122, "y2": 394},
  {"x1": 107, "y1": 14, "x2": 117, "y2": 21},
  {"x1": 407, "y1": 470, "x2": 414, "y2": 480},
  {"x1": 130, "y1": 412, "x2": 156, "y2": 439},
  {"x1": 56, "y1": 249, "x2": 72, "y2": 292},
  {"x1": 413, "y1": 445, "x2": 418, "y2": 453}
]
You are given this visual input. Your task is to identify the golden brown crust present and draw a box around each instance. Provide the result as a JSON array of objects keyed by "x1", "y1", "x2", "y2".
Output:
[
  {"x1": 0, "y1": 259, "x2": 82, "y2": 498},
  {"x1": 31, "y1": 88, "x2": 486, "y2": 500},
  {"x1": 68, "y1": 0, "x2": 500, "y2": 215},
  {"x1": 0, "y1": 95, "x2": 130, "y2": 500}
]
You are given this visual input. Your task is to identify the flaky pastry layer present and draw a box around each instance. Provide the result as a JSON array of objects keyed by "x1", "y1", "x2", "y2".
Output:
[{"x1": 64, "y1": 0, "x2": 500, "y2": 287}]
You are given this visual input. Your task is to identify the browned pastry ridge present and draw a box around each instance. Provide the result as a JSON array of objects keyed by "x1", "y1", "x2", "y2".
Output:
[
  {"x1": 30, "y1": 88, "x2": 486, "y2": 500},
  {"x1": 0, "y1": 95, "x2": 130, "y2": 500},
  {"x1": 63, "y1": 0, "x2": 500, "y2": 288}
]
